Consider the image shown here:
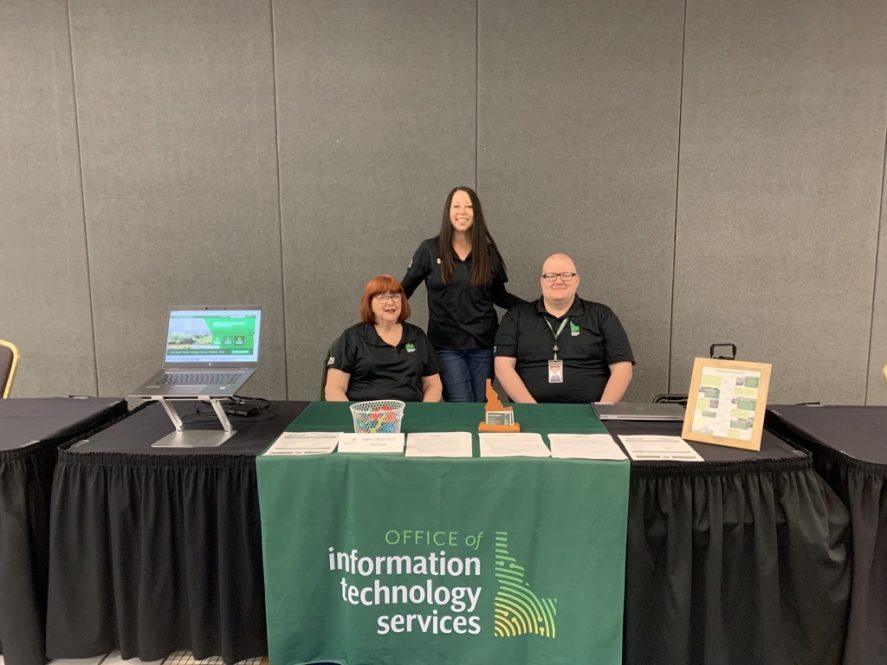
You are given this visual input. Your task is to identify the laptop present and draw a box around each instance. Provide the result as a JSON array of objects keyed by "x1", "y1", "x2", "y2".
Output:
[
  {"x1": 593, "y1": 402, "x2": 685, "y2": 421},
  {"x1": 130, "y1": 306, "x2": 262, "y2": 400}
]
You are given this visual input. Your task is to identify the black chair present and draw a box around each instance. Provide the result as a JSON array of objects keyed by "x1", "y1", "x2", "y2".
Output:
[
  {"x1": 653, "y1": 343, "x2": 736, "y2": 406},
  {"x1": 320, "y1": 337, "x2": 340, "y2": 401}
]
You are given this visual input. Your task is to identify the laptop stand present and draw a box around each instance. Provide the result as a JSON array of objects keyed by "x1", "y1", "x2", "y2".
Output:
[{"x1": 150, "y1": 397, "x2": 237, "y2": 448}]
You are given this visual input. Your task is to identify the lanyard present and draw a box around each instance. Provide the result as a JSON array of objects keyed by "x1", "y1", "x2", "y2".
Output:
[{"x1": 544, "y1": 317, "x2": 569, "y2": 360}]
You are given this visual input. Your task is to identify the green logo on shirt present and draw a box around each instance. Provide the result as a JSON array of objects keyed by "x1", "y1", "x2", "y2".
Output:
[
  {"x1": 569, "y1": 322, "x2": 580, "y2": 336},
  {"x1": 405, "y1": 343, "x2": 416, "y2": 353}
]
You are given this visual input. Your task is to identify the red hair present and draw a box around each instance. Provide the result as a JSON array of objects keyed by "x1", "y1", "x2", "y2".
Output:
[{"x1": 359, "y1": 275, "x2": 411, "y2": 324}]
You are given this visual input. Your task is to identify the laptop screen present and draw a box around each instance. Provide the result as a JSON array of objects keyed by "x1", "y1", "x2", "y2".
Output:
[{"x1": 164, "y1": 308, "x2": 262, "y2": 364}]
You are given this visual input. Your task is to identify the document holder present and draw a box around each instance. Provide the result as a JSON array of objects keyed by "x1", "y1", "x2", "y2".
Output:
[{"x1": 478, "y1": 380, "x2": 520, "y2": 433}]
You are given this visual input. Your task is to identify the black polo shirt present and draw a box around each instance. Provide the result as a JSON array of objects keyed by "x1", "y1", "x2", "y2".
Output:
[
  {"x1": 494, "y1": 297, "x2": 635, "y2": 403},
  {"x1": 401, "y1": 237, "x2": 525, "y2": 351},
  {"x1": 328, "y1": 322, "x2": 441, "y2": 402}
]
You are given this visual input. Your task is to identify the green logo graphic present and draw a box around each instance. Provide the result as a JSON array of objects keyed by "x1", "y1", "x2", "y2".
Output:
[
  {"x1": 569, "y1": 322, "x2": 580, "y2": 336},
  {"x1": 405, "y1": 343, "x2": 416, "y2": 353},
  {"x1": 493, "y1": 531, "x2": 557, "y2": 638}
]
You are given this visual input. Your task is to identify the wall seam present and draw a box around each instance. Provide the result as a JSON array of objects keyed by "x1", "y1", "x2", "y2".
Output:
[
  {"x1": 864, "y1": 115, "x2": 887, "y2": 404},
  {"x1": 269, "y1": 0, "x2": 290, "y2": 399},
  {"x1": 666, "y1": 0, "x2": 690, "y2": 394},
  {"x1": 475, "y1": 0, "x2": 479, "y2": 190},
  {"x1": 65, "y1": 0, "x2": 100, "y2": 396}
]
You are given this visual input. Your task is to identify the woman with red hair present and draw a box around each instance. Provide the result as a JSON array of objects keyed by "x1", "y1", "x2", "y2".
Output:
[{"x1": 324, "y1": 275, "x2": 443, "y2": 402}]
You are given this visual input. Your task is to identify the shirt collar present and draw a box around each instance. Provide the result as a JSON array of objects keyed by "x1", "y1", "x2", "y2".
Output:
[
  {"x1": 534, "y1": 296, "x2": 582, "y2": 319},
  {"x1": 363, "y1": 322, "x2": 417, "y2": 346}
]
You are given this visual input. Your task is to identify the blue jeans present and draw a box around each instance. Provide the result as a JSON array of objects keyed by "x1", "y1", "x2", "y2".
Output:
[{"x1": 437, "y1": 349, "x2": 494, "y2": 402}]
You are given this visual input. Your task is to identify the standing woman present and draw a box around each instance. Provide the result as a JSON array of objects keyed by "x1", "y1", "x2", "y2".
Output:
[{"x1": 401, "y1": 186, "x2": 525, "y2": 402}]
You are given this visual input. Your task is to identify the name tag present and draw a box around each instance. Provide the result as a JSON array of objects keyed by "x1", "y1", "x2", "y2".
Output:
[{"x1": 548, "y1": 360, "x2": 564, "y2": 383}]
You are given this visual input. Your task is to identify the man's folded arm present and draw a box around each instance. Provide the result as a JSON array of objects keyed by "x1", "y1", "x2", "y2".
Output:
[
  {"x1": 494, "y1": 356, "x2": 537, "y2": 404},
  {"x1": 599, "y1": 361, "x2": 632, "y2": 403}
]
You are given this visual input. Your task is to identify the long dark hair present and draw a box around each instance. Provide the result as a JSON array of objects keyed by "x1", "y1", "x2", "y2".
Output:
[{"x1": 437, "y1": 186, "x2": 503, "y2": 287}]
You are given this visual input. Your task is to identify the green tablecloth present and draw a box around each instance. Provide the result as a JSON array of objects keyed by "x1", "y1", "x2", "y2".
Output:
[
  {"x1": 257, "y1": 402, "x2": 627, "y2": 665},
  {"x1": 284, "y1": 401, "x2": 607, "y2": 452}
]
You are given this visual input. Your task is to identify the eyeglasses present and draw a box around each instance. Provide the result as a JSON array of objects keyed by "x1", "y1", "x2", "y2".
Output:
[
  {"x1": 373, "y1": 293, "x2": 403, "y2": 303},
  {"x1": 541, "y1": 272, "x2": 578, "y2": 283}
]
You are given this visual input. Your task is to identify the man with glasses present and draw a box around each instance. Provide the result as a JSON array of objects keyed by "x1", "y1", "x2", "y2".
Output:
[{"x1": 493, "y1": 253, "x2": 634, "y2": 403}]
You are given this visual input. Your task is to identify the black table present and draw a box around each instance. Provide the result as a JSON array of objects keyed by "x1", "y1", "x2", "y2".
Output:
[
  {"x1": 45, "y1": 400, "x2": 307, "y2": 665},
  {"x1": 605, "y1": 420, "x2": 851, "y2": 665},
  {"x1": 0, "y1": 397, "x2": 127, "y2": 665},
  {"x1": 767, "y1": 405, "x2": 887, "y2": 665},
  {"x1": 43, "y1": 402, "x2": 851, "y2": 665}
]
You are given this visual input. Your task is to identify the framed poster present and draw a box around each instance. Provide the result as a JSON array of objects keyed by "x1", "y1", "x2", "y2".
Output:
[{"x1": 681, "y1": 357, "x2": 772, "y2": 451}]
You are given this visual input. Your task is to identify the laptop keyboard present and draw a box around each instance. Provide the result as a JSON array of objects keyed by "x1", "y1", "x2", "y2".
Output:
[{"x1": 159, "y1": 373, "x2": 242, "y2": 385}]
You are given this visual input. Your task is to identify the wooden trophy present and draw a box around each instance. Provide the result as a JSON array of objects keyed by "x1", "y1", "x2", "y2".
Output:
[{"x1": 478, "y1": 379, "x2": 520, "y2": 432}]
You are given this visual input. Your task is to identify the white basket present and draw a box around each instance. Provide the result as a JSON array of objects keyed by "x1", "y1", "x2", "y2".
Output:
[{"x1": 349, "y1": 400, "x2": 406, "y2": 434}]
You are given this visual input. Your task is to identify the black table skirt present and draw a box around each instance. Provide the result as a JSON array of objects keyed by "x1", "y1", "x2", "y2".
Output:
[
  {"x1": 608, "y1": 420, "x2": 851, "y2": 665},
  {"x1": 43, "y1": 403, "x2": 852, "y2": 665},
  {"x1": 767, "y1": 405, "x2": 887, "y2": 665},
  {"x1": 0, "y1": 397, "x2": 128, "y2": 665},
  {"x1": 45, "y1": 401, "x2": 307, "y2": 665}
]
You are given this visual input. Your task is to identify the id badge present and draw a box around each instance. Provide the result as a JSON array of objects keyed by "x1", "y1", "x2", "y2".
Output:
[{"x1": 548, "y1": 359, "x2": 564, "y2": 383}]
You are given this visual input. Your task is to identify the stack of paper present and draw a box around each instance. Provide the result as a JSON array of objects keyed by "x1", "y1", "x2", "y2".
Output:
[
  {"x1": 406, "y1": 432, "x2": 473, "y2": 458},
  {"x1": 478, "y1": 433, "x2": 550, "y2": 458},
  {"x1": 619, "y1": 435, "x2": 703, "y2": 462},
  {"x1": 547, "y1": 433, "x2": 626, "y2": 460},
  {"x1": 264, "y1": 431, "x2": 340, "y2": 456}
]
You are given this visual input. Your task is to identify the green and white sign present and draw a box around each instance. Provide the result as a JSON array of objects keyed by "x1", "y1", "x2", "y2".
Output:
[{"x1": 257, "y1": 403, "x2": 629, "y2": 665}]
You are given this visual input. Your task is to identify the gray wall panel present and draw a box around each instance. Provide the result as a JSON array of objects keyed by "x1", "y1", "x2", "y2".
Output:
[
  {"x1": 672, "y1": 0, "x2": 887, "y2": 403},
  {"x1": 477, "y1": 0, "x2": 685, "y2": 401},
  {"x1": 69, "y1": 0, "x2": 285, "y2": 398},
  {"x1": 274, "y1": 0, "x2": 476, "y2": 399},
  {"x1": 868, "y1": 139, "x2": 887, "y2": 405},
  {"x1": 4, "y1": 0, "x2": 887, "y2": 406},
  {"x1": 0, "y1": 0, "x2": 97, "y2": 397}
]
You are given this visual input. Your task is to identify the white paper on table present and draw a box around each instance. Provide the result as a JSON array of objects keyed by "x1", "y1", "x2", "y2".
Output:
[
  {"x1": 619, "y1": 435, "x2": 704, "y2": 462},
  {"x1": 406, "y1": 432, "x2": 473, "y2": 458},
  {"x1": 548, "y1": 433, "x2": 627, "y2": 460},
  {"x1": 478, "y1": 432, "x2": 550, "y2": 458},
  {"x1": 264, "y1": 431, "x2": 340, "y2": 456},
  {"x1": 338, "y1": 432, "x2": 405, "y2": 454}
]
